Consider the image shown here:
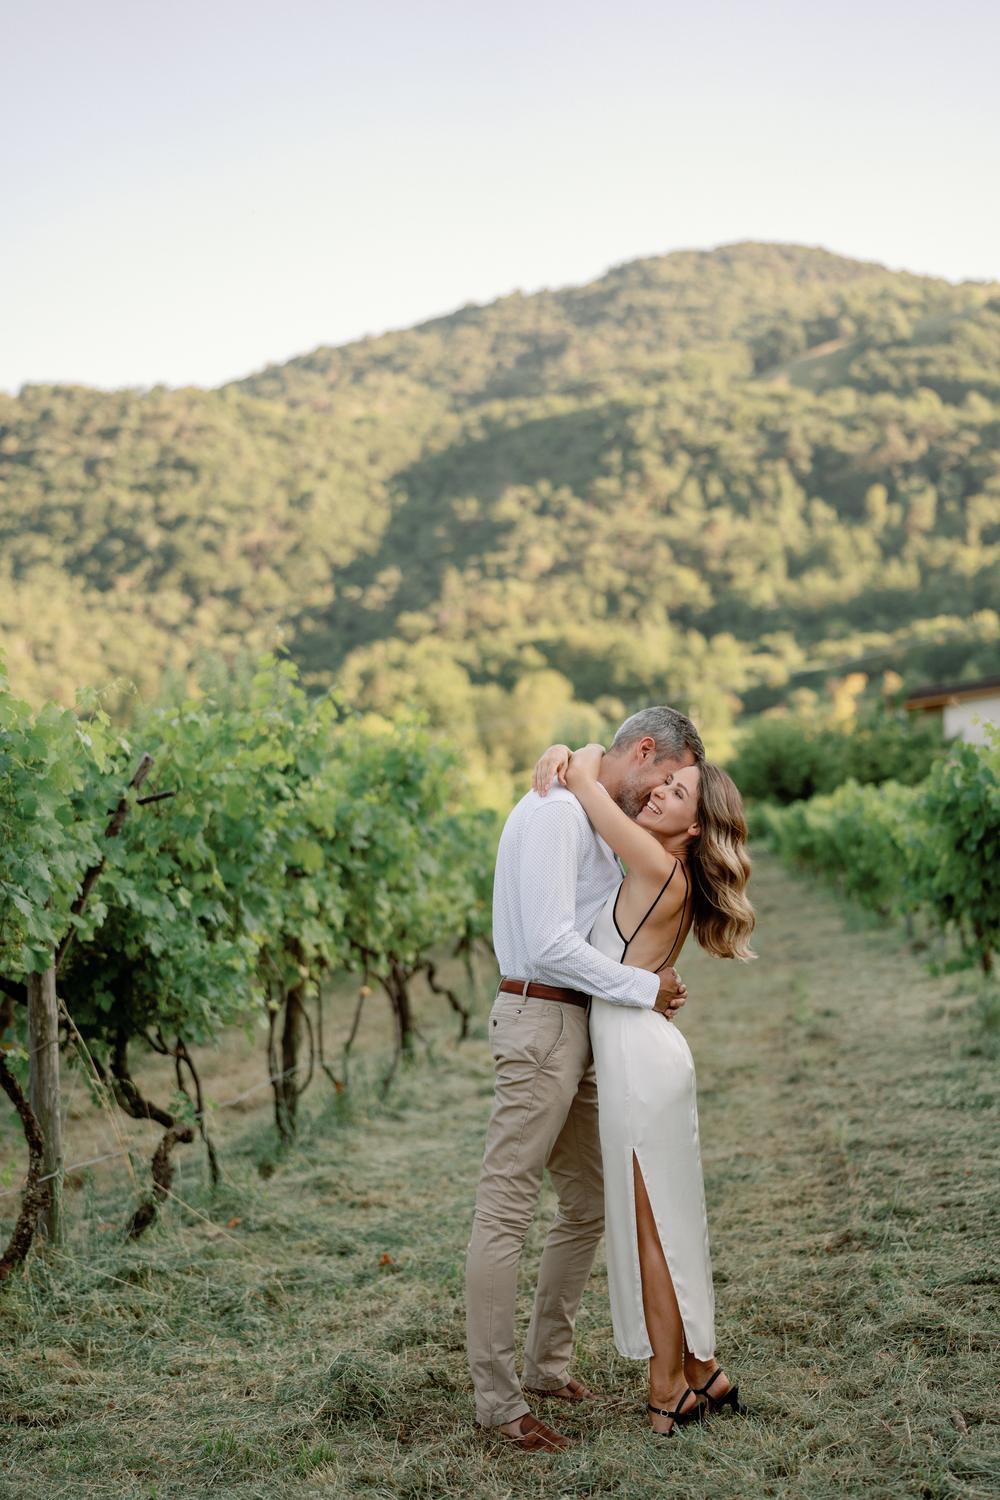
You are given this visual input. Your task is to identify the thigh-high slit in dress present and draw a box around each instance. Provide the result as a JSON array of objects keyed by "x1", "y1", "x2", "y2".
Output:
[{"x1": 588, "y1": 869, "x2": 716, "y2": 1360}]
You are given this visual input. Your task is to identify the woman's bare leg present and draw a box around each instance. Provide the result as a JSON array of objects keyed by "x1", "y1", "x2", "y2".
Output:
[
  {"x1": 632, "y1": 1155, "x2": 702, "y2": 1433},
  {"x1": 683, "y1": 1350, "x2": 733, "y2": 1402},
  {"x1": 684, "y1": 1352, "x2": 721, "y2": 1387}
]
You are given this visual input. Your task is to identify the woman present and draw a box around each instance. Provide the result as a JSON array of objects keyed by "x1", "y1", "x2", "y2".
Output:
[{"x1": 531, "y1": 741, "x2": 756, "y2": 1436}]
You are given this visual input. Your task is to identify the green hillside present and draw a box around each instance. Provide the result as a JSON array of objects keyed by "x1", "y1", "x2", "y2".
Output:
[{"x1": 2, "y1": 243, "x2": 998, "y2": 796}]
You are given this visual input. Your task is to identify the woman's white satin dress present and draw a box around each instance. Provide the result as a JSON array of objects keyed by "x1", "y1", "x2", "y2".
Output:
[{"x1": 589, "y1": 884, "x2": 716, "y2": 1360}]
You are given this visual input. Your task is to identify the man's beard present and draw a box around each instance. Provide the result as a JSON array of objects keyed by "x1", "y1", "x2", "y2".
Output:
[{"x1": 614, "y1": 779, "x2": 648, "y2": 820}]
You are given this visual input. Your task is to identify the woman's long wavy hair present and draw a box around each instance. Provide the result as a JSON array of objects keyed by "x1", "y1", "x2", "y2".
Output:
[{"x1": 687, "y1": 763, "x2": 756, "y2": 961}]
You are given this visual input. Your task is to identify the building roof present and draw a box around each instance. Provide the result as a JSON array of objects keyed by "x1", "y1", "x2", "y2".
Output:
[{"x1": 905, "y1": 673, "x2": 1000, "y2": 711}]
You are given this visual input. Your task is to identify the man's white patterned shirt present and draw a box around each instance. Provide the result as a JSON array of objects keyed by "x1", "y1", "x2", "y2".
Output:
[{"x1": 492, "y1": 787, "x2": 658, "y2": 1008}]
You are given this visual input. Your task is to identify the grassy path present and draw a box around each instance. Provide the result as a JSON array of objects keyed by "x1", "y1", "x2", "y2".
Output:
[{"x1": 1, "y1": 854, "x2": 998, "y2": 1498}]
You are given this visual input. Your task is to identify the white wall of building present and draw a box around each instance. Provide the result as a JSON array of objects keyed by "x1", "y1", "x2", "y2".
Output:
[{"x1": 942, "y1": 694, "x2": 1000, "y2": 744}]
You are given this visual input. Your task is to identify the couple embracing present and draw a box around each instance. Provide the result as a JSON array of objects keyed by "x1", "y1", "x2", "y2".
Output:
[{"x1": 465, "y1": 706, "x2": 756, "y2": 1448}]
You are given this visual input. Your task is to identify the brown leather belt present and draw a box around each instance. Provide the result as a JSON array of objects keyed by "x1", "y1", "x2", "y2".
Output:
[{"x1": 498, "y1": 978, "x2": 590, "y2": 1008}]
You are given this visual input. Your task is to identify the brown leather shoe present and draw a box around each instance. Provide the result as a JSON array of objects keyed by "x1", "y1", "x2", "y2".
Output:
[
  {"x1": 523, "y1": 1376, "x2": 597, "y2": 1403},
  {"x1": 493, "y1": 1412, "x2": 572, "y2": 1451}
]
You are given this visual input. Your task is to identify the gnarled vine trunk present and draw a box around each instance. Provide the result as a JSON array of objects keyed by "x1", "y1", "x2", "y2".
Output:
[
  {"x1": 0, "y1": 1055, "x2": 48, "y2": 1282},
  {"x1": 94, "y1": 1032, "x2": 194, "y2": 1239},
  {"x1": 126, "y1": 1122, "x2": 195, "y2": 1239},
  {"x1": 268, "y1": 940, "x2": 316, "y2": 1144}
]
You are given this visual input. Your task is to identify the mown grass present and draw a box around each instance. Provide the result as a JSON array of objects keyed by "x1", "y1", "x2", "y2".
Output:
[{"x1": 1, "y1": 854, "x2": 998, "y2": 1499}]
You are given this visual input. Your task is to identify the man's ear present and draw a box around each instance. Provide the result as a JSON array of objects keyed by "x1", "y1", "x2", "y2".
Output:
[{"x1": 636, "y1": 735, "x2": 657, "y2": 763}]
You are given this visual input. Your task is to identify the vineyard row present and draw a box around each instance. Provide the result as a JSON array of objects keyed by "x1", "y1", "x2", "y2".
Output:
[{"x1": 0, "y1": 654, "x2": 497, "y2": 1275}]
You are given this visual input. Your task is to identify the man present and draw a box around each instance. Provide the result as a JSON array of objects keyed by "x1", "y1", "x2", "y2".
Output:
[{"x1": 465, "y1": 705, "x2": 705, "y2": 1451}]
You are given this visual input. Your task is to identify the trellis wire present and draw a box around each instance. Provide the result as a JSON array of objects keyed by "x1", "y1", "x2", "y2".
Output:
[{"x1": 0, "y1": 1062, "x2": 302, "y2": 1199}]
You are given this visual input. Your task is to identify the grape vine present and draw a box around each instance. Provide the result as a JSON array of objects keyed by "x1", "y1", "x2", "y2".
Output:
[{"x1": 0, "y1": 654, "x2": 496, "y2": 1270}]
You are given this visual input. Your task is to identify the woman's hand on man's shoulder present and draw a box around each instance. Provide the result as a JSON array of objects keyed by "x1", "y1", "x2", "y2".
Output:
[{"x1": 532, "y1": 744, "x2": 572, "y2": 796}]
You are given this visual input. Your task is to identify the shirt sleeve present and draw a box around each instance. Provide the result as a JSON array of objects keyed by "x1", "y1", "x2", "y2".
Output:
[{"x1": 518, "y1": 800, "x2": 659, "y2": 1009}]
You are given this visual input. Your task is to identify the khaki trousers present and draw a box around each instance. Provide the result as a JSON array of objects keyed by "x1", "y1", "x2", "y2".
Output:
[{"x1": 465, "y1": 986, "x2": 604, "y2": 1427}]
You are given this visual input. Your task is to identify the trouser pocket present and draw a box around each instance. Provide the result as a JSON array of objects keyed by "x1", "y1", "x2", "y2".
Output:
[{"x1": 490, "y1": 993, "x2": 565, "y2": 1067}]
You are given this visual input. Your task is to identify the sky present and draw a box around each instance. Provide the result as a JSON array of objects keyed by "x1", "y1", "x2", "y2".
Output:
[{"x1": 3, "y1": 0, "x2": 999, "y2": 393}]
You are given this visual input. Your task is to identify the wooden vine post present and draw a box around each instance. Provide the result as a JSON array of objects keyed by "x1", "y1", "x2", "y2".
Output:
[
  {"x1": 15, "y1": 753, "x2": 160, "y2": 1259},
  {"x1": 27, "y1": 960, "x2": 62, "y2": 1245}
]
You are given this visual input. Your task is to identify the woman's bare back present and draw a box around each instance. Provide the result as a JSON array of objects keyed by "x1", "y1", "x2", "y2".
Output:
[{"x1": 613, "y1": 859, "x2": 692, "y2": 976}]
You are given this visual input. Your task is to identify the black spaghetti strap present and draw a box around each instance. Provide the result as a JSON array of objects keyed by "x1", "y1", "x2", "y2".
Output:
[
  {"x1": 656, "y1": 861, "x2": 690, "y2": 972},
  {"x1": 621, "y1": 863, "x2": 678, "y2": 955},
  {"x1": 620, "y1": 858, "x2": 683, "y2": 960}
]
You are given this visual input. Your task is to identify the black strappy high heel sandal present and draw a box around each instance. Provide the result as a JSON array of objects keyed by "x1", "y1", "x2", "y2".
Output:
[
  {"x1": 694, "y1": 1368, "x2": 748, "y2": 1416},
  {"x1": 647, "y1": 1388, "x2": 706, "y2": 1436}
]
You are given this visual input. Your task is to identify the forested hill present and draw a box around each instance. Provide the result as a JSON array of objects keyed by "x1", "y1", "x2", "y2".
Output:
[{"x1": 2, "y1": 243, "x2": 999, "y2": 794}]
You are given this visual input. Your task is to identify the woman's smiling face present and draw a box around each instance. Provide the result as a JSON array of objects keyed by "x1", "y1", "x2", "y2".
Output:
[{"x1": 634, "y1": 763, "x2": 701, "y2": 838}]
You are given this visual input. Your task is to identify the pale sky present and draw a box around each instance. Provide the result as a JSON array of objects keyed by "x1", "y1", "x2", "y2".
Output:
[{"x1": 3, "y1": 0, "x2": 998, "y2": 393}]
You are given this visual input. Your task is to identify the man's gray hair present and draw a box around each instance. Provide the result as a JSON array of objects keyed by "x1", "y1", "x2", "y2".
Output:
[{"x1": 610, "y1": 706, "x2": 705, "y2": 764}]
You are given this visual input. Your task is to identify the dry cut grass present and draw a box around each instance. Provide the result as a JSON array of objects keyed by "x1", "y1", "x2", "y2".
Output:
[{"x1": 1, "y1": 854, "x2": 998, "y2": 1499}]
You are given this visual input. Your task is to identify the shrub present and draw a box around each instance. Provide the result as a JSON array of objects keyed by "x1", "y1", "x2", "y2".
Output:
[{"x1": 729, "y1": 704, "x2": 943, "y2": 807}]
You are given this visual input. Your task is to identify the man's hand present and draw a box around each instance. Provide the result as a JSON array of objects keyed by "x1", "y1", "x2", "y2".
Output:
[{"x1": 653, "y1": 967, "x2": 687, "y2": 1020}]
